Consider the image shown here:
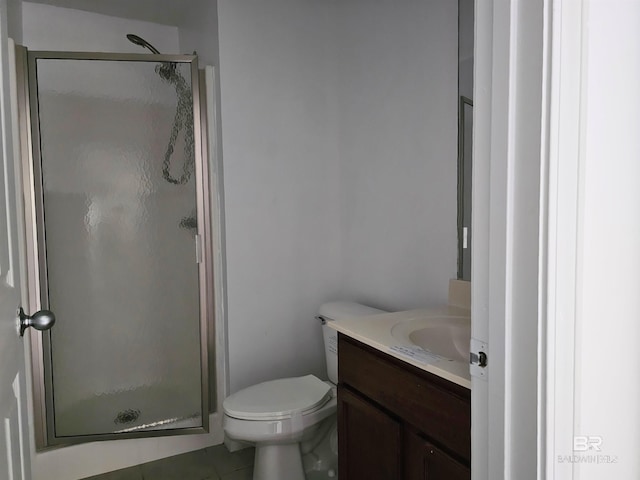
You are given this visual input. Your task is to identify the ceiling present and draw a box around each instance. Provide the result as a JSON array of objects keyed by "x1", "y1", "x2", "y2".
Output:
[{"x1": 28, "y1": 0, "x2": 198, "y2": 26}]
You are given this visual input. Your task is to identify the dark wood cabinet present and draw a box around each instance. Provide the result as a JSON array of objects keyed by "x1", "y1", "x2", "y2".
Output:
[
  {"x1": 404, "y1": 429, "x2": 471, "y2": 480},
  {"x1": 338, "y1": 386, "x2": 402, "y2": 479},
  {"x1": 337, "y1": 334, "x2": 471, "y2": 480}
]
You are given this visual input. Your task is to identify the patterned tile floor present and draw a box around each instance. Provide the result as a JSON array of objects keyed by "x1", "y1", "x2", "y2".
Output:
[{"x1": 81, "y1": 445, "x2": 254, "y2": 480}]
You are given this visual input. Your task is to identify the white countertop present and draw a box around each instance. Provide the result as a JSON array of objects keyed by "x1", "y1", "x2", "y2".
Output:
[{"x1": 327, "y1": 305, "x2": 471, "y2": 389}]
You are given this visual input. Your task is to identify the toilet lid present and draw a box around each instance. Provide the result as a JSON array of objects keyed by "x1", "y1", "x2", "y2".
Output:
[{"x1": 223, "y1": 375, "x2": 332, "y2": 421}]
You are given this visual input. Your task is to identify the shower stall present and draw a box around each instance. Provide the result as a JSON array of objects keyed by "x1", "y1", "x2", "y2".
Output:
[{"x1": 15, "y1": 44, "x2": 214, "y2": 447}]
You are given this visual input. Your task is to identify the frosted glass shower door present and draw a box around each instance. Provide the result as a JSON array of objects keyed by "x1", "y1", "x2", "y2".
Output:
[{"x1": 23, "y1": 51, "x2": 209, "y2": 445}]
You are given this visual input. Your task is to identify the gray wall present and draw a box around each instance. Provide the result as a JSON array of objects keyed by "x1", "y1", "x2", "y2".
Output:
[
  {"x1": 217, "y1": 0, "x2": 343, "y2": 393},
  {"x1": 217, "y1": 0, "x2": 458, "y2": 393},
  {"x1": 336, "y1": 0, "x2": 458, "y2": 310}
]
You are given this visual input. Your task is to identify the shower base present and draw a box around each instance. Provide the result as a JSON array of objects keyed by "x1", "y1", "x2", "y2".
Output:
[{"x1": 54, "y1": 384, "x2": 201, "y2": 438}]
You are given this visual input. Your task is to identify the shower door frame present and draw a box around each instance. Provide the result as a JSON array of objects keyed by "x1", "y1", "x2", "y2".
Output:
[{"x1": 15, "y1": 46, "x2": 214, "y2": 449}]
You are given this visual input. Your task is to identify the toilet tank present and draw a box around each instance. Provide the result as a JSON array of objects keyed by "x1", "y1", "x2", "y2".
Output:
[{"x1": 318, "y1": 302, "x2": 387, "y2": 384}]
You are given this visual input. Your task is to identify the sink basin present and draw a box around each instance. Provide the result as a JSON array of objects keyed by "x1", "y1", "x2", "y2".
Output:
[{"x1": 390, "y1": 316, "x2": 470, "y2": 363}]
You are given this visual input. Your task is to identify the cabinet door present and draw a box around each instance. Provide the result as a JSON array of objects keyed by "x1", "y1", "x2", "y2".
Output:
[
  {"x1": 338, "y1": 385, "x2": 402, "y2": 480},
  {"x1": 405, "y1": 430, "x2": 471, "y2": 480}
]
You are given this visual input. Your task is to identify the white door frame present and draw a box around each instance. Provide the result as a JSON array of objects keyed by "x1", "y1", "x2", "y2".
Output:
[
  {"x1": 540, "y1": 0, "x2": 585, "y2": 477},
  {"x1": 474, "y1": 0, "x2": 640, "y2": 478},
  {"x1": 542, "y1": 0, "x2": 640, "y2": 478},
  {"x1": 472, "y1": 0, "x2": 549, "y2": 478}
]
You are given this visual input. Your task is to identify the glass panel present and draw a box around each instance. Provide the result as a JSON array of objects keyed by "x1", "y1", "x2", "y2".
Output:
[{"x1": 34, "y1": 58, "x2": 202, "y2": 437}]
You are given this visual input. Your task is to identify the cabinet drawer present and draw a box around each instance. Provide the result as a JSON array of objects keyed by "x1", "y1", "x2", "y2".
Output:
[{"x1": 338, "y1": 334, "x2": 471, "y2": 462}]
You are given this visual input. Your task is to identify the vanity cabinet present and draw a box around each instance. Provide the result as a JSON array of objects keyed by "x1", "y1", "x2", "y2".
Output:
[
  {"x1": 337, "y1": 334, "x2": 471, "y2": 480},
  {"x1": 404, "y1": 430, "x2": 470, "y2": 480},
  {"x1": 338, "y1": 386, "x2": 402, "y2": 479}
]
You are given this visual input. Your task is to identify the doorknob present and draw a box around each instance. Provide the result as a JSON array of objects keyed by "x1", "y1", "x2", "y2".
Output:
[{"x1": 19, "y1": 307, "x2": 55, "y2": 337}]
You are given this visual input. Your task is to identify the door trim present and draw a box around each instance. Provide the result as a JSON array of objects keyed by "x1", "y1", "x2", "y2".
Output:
[
  {"x1": 472, "y1": 0, "x2": 549, "y2": 478},
  {"x1": 541, "y1": 0, "x2": 588, "y2": 477}
]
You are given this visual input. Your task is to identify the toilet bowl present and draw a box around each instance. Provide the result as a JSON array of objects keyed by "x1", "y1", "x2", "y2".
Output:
[
  {"x1": 224, "y1": 376, "x2": 337, "y2": 480},
  {"x1": 222, "y1": 302, "x2": 386, "y2": 480}
]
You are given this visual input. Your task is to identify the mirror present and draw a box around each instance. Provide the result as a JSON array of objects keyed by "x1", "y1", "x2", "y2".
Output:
[
  {"x1": 457, "y1": 0, "x2": 474, "y2": 281},
  {"x1": 457, "y1": 96, "x2": 473, "y2": 280}
]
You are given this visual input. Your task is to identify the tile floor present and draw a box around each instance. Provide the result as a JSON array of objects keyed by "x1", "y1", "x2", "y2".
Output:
[{"x1": 81, "y1": 445, "x2": 254, "y2": 480}]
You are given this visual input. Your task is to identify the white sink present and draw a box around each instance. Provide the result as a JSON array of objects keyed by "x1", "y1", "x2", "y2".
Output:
[{"x1": 390, "y1": 316, "x2": 470, "y2": 363}]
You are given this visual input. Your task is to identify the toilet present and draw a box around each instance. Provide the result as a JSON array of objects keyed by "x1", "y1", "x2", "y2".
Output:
[{"x1": 222, "y1": 302, "x2": 386, "y2": 480}]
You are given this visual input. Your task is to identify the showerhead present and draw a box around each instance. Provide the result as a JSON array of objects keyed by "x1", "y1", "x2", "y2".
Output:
[
  {"x1": 126, "y1": 33, "x2": 177, "y2": 81},
  {"x1": 126, "y1": 34, "x2": 161, "y2": 55}
]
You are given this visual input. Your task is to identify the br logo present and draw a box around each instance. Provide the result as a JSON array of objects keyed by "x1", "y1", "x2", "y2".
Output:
[{"x1": 573, "y1": 436, "x2": 602, "y2": 452}]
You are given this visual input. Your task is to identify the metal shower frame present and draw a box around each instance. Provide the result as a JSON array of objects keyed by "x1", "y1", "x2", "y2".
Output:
[{"x1": 14, "y1": 46, "x2": 215, "y2": 449}]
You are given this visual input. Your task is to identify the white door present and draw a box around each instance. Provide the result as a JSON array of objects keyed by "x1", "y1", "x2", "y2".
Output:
[{"x1": 0, "y1": 2, "x2": 31, "y2": 478}]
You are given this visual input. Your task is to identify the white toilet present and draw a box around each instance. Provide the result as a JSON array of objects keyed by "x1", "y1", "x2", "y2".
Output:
[{"x1": 222, "y1": 302, "x2": 386, "y2": 480}]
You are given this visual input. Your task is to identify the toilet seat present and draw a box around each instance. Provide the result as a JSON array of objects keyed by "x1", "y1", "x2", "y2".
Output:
[{"x1": 223, "y1": 375, "x2": 332, "y2": 421}]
